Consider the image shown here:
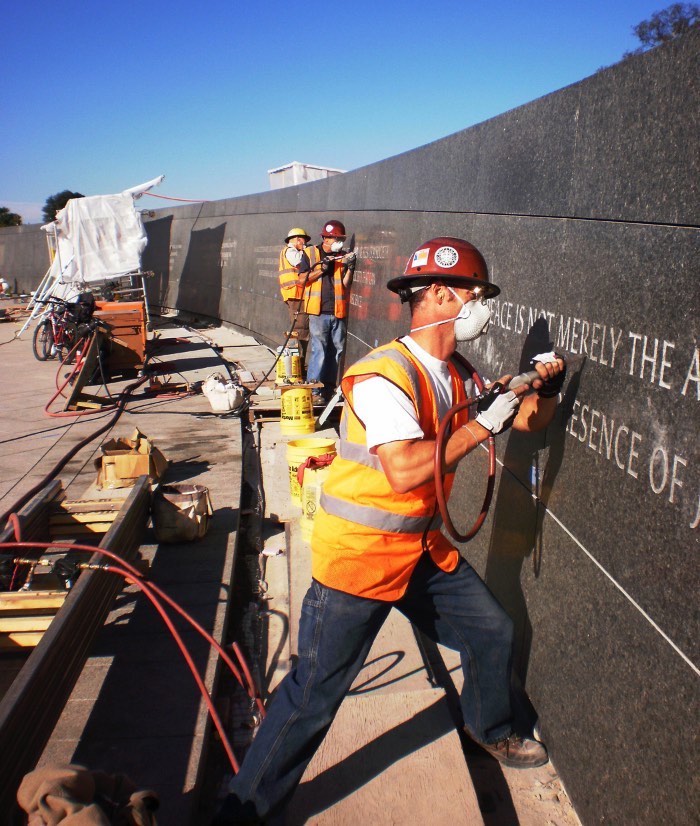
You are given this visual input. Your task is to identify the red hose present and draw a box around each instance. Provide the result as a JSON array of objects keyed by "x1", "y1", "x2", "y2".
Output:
[
  {"x1": 0, "y1": 536, "x2": 265, "y2": 736},
  {"x1": 434, "y1": 352, "x2": 497, "y2": 543},
  {"x1": 45, "y1": 332, "x2": 120, "y2": 418},
  {"x1": 0, "y1": 540, "x2": 265, "y2": 718}
]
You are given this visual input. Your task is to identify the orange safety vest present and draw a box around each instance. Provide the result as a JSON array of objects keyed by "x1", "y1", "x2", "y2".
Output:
[
  {"x1": 278, "y1": 245, "x2": 321, "y2": 301},
  {"x1": 303, "y1": 249, "x2": 349, "y2": 318},
  {"x1": 312, "y1": 339, "x2": 472, "y2": 601}
]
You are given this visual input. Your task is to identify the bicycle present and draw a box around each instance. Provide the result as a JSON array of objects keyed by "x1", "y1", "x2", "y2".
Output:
[{"x1": 31, "y1": 298, "x2": 80, "y2": 362}]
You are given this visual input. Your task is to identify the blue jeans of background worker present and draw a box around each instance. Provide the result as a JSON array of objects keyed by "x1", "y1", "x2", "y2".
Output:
[
  {"x1": 306, "y1": 314, "x2": 346, "y2": 395},
  {"x1": 220, "y1": 554, "x2": 514, "y2": 821}
]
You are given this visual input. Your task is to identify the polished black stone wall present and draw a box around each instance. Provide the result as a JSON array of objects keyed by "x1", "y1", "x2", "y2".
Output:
[{"x1": 4, "y1": 31, "x2": 698, "y2": 825}]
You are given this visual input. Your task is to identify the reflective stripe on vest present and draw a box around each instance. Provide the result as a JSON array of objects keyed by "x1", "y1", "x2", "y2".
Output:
[
  {"x1": 337, "y1": 438, "x2": 384, "y2": 470},
  {"x1": 320, "y1": 490, "x2": 442, "y2": 534}
]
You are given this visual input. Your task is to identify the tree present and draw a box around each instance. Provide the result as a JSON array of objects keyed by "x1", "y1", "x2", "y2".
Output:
[
  {"x1": 625, "y1": 3, "x2": 700, "y2": 57},
  {"x1": 0, "y1": 207, "x2": 22, "y2": 227},
  {"x1": 42, "y1": 190, "x2": 85, "y2": 224}
]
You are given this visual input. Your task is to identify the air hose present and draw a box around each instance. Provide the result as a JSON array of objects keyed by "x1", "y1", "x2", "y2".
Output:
[{"x1": 434, "y1": 355, "x2": 541, "y2": 542}]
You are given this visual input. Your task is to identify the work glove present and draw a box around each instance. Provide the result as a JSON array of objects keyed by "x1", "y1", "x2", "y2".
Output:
[
  {"x1": 531, "y1": 351, "x2": 566, "y2": 398},
  {"x1": 475, "y1": 385, "x2": 519, "y2": 434},
  {"x1": 342, "y1": 251, "x2": 356, "y2": 265}
]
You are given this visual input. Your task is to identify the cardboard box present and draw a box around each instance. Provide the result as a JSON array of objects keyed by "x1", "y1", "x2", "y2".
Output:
[{"x1": 95, "y1": 428, "x2": 168, "y2": 489}]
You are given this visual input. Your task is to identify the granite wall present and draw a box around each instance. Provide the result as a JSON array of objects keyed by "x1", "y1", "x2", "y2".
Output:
[{"x1": 2, "y1": 30, "x2": 698, "y2": 825}]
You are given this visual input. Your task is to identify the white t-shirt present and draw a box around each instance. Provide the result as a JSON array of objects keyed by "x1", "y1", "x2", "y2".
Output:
[{"x1": 353, "y1": 337, "x2": 466, "y2": 451}]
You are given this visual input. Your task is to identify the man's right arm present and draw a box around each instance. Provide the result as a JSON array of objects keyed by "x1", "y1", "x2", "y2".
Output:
[
  {"x1": 376, "y1": 424, "x2": 489, "y2": 494},
  {"x1": 374, "y1": 374, "x2": 531, "y2": 494}
]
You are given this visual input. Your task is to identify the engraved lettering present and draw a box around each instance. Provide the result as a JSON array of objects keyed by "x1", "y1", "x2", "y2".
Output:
[
  {"x1": 557, "y1": 315, "x2": 571, "y2": 351},
  {"x1": 608, "y1": 327, "x2": 622, "y2": 369},
  {"x1": 682, "y1": 347, "x2": 700, "y2": 399},
  {"x1": 614, "y1": 425, "x2": 629, "y2": 470},
  {"x1": 580, "y1": 319, "x2": 590, "y2": 355},
  {"x1": 571, "y1": 318, "x2": 581, "y2": 353},
  {"x1": 590, "y1": 323, "x2": 601, "y2": 362},
  {"x1": 627, "y1": 431, "x2": 642, "y2": 479},
  {"x1": 669, "y1": 454, "x2": 687, "y2": 504},
  {"x1": 649, "y1": 446, "x2": 668, "y2": 494},
  {"x1": 658, "y1": 340, "x2": 675, "y2": 390}
]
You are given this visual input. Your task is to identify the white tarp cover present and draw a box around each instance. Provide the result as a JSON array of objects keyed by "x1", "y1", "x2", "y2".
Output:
[{"x1": 42, "y1": 176, "x2": 164, "y2": 285}]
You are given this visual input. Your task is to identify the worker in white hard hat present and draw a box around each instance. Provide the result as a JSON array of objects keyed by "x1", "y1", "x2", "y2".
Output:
[{"x1": 278, "y1": 228, "x2": 321, "y2": 363}]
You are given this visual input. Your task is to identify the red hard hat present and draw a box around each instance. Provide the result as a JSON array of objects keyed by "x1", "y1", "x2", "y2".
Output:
[
  {"x1": 320, "y1": 219, "x2": 346, "y2": 238},
  {"x1": 387, "y1": 237, "x2": 500, "y2": 299}
]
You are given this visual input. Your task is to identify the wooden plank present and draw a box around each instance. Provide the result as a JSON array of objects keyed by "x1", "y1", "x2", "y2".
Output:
[
  {"x1": 0, "y1": 593, "x2": 66, "y2": 611},
  {"x1": 0, "y1": 616, "x2": 55, "y2": 633},
  {"x1": 63, "y1": 332, "x2": 103, "y2": 412},
  {"x1": 50, "y1": 512, "x2": 118, "y2": 524},
  {"x1": 50, "y1": 524, "x2": 110, "y2": 535},
  {"x1": 0, "y1": 633, "x2": 45, "y2": 651},
  {"x1": 54, "y1": 500, "x2": 124, "y2": 514}
]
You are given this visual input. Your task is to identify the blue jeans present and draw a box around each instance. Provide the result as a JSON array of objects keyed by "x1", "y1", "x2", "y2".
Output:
[
  {"x1": 226, "y1": 555, "x2": 514, "y2": 820},
  {"x1": 306, "y1": 314, "x2": 346, "y2": 389}
]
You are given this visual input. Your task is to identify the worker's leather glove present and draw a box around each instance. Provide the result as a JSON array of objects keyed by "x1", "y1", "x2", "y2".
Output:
[
  {"x1": 475, "y1": 386, "x2": 519, "y2": 434},
  {"x1": 342, "y1": 251, "x2": 356, "y2": 265},
  {"x1": 531, "y1": 351, "x2": 566, "y2": 398}
]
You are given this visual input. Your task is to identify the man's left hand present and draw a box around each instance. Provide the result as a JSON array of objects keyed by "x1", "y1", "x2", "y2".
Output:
[{"x1": 531, "y1": 352, "x2": 566, "y2": 398}]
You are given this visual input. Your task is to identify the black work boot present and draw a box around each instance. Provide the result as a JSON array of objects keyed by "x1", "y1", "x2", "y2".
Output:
[
  {"x1": 212, "y1": 794, "x2": 264, "y2": 825},
  {"x1": 478, "y1": 734, "x2": 549, "y2": 769}
]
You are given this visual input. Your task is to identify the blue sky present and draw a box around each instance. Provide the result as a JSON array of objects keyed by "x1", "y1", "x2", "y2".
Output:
[{"x1": 2, "y1": 0, "x2": 663, "y2": 223}]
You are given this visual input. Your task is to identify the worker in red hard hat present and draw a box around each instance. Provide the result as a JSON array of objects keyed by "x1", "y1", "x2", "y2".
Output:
[
  {"x1": 303, "y1": 219, "x2": 356, "y2": 403},
  {"x1": 215, "y1": 237, "x2": 566, "y2": 824}
]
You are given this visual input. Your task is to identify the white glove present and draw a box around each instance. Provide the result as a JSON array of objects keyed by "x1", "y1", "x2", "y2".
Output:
[{"x1": 475, "y1": 388, "x2": 519, "y2": 434}]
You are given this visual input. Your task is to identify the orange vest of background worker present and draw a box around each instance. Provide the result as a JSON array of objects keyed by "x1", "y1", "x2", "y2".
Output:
[
  {"x1": 312, "y1": 339, "x2": 470, "y2": 600},
  {"x1": 303, "y1": 256, "x2": 349, "y2": 318}
]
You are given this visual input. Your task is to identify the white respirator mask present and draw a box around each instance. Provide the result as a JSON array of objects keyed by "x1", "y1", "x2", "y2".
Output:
[
  {"x1": 286, "y1": 247, "x2": 303, "y2": 266},
  {"x1": 409, "y1": 285, "x2": 491, "y2": 341},
  {"x1": 450, "y1": 287, "x2": 491, "y2": 341},
  {"x1": 330, "y1": 240, "x2": 344, "y2": 253}
]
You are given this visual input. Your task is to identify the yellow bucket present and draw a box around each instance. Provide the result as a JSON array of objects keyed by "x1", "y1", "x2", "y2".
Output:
[
  {"x1": 286, "y1": 438, "x2": 336, "y2": 506},
  {"x1": 280, "y1": 386, "x2": 315, "y2": 435},
  {"x1": 300, "y1": 462, "x2": 333, "y2": 542}
]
